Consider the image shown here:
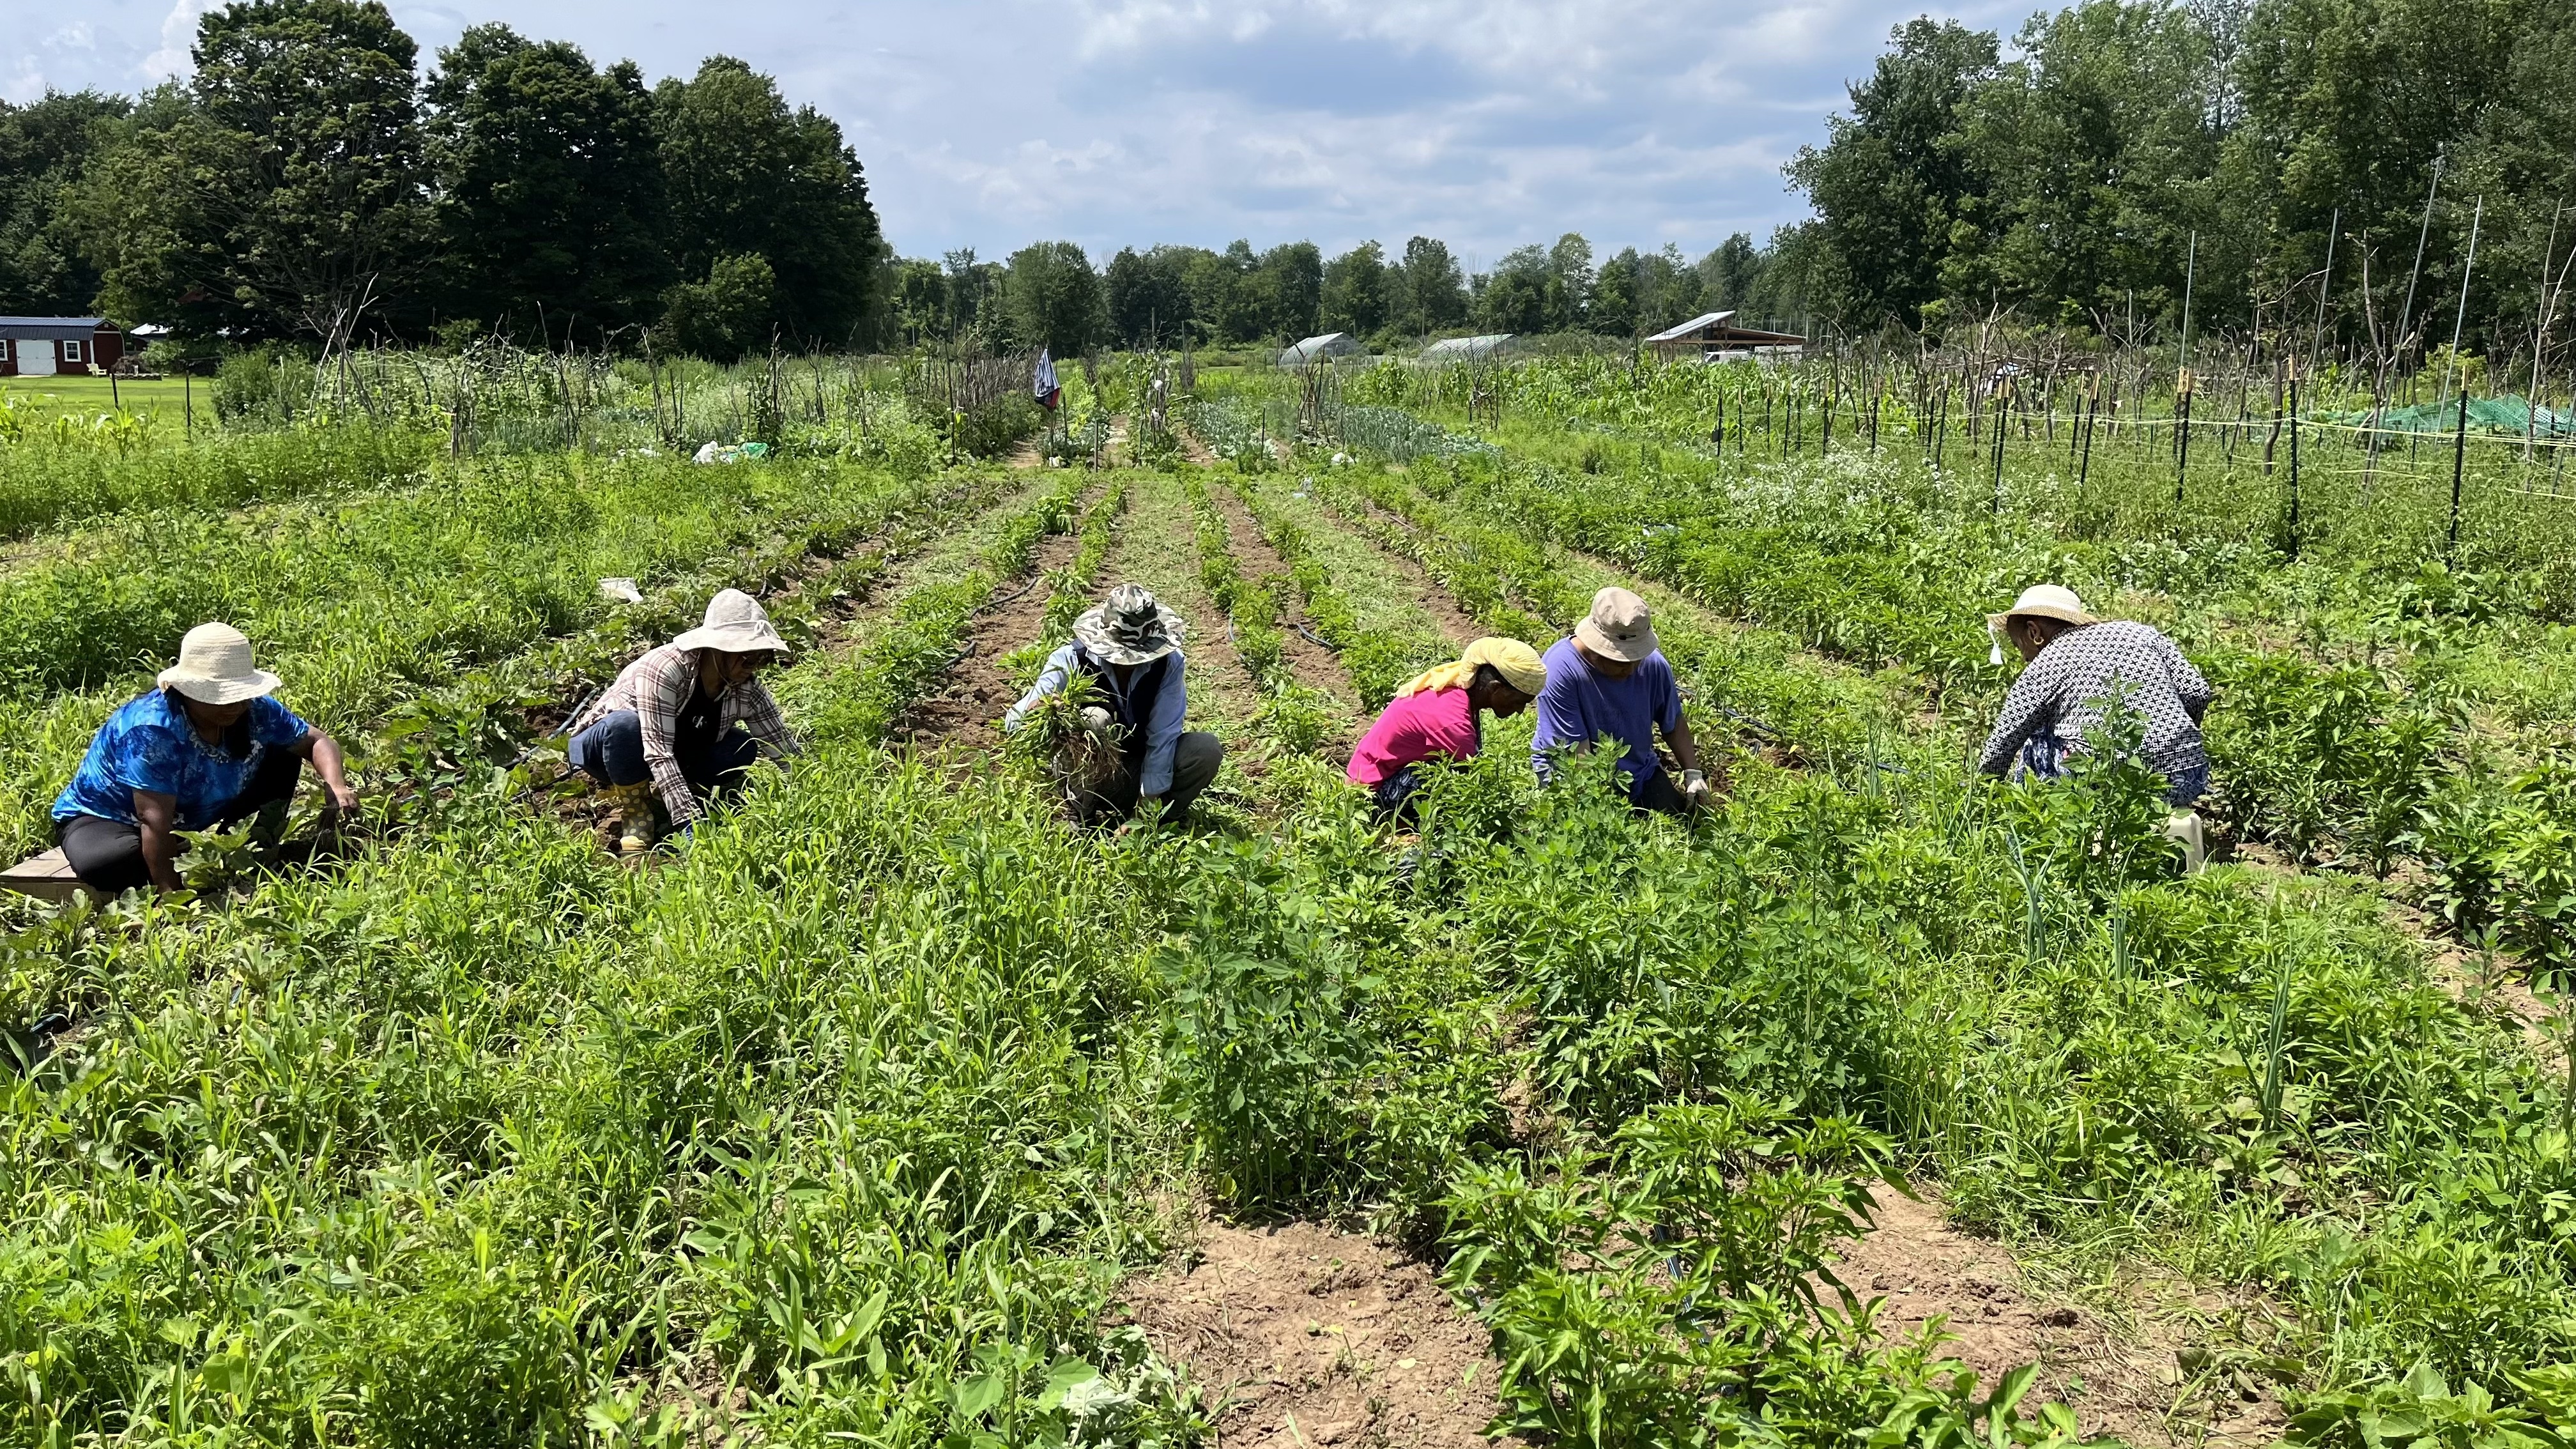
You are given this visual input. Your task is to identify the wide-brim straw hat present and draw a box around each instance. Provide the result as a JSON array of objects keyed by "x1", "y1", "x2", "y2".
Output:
[
  {"x1": 673, "y1": 588, "x2": 791, "y2": 655},
  {"x1": 1574, "y1": 586, "x2": 1660, "y2": 663},
  {"x1": 1074, "y1": 583, "x2": 1187, "y2": 666},
  {"x1": 1986, "y1": 584, "x2": 2099, "y2": 632},
  {"x1": 157, "y1": 622, "x2": 283, "y2": 705}
]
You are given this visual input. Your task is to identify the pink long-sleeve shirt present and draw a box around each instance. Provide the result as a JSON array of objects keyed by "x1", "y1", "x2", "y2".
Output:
[{"x1": 1347, "y1": 686, "x2": 1481, "y2": 786}]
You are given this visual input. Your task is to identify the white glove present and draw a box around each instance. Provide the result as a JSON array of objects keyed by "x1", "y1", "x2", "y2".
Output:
[
  {"x1": 1682, "y1": 769, "x2": 1710, "y2": 801},
  {"x1": 1078, "y1": 705, "x2": 1112, "y2": 731}
]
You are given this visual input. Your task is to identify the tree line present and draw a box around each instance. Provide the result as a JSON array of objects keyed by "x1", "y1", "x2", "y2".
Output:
[
  {"x1": 1781, "y1": 0, "x2": 2576, "y2": 357},
  {"x1": 885, "y1": 231, "x2": 1794, "y2": 356},
  {"x1": 0, "y1": 0, "x2": 882, "y2": 358}
]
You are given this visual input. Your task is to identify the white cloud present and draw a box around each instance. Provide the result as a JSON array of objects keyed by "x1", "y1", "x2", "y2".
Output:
[{"x1": 143, "y1": 0, "x2": 222, "y2": 80}]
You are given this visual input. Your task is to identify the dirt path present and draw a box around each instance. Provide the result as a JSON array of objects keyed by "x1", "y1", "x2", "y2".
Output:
[
  {"x1": 1842, "y1": 1186, "x2": 2282, "y2": 1446},
  {"x1": 1112, "y1": 470, "x2": 1268, "y2": 735},
  {"x1": 1118, "y1": 1220, "x2": 1517, "y2": 1449},
  {"x1": 891, "y1": 522, "x2": 1089, "y2": 753},
  {"x1": 1204, "y1": 480, "x2": 1359, "y2": 708}
]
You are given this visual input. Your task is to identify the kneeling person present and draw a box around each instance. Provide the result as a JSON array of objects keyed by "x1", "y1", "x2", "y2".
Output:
[
  {"x1": 1347, "y1": 637, "x2": 1546, "y2": 825},
  {"x1": 1530, "y1": 587, "x2": 1716, "y2": 815},
  {"x1": 568, "y1": 589, "x2": 798, "y2": 854},
  {"x1": 1005, "y1": 584, "x2": 1222, "y2": 829},
  {"x1": 51, "y1": 622, "x2": 360, "y2": 896}
]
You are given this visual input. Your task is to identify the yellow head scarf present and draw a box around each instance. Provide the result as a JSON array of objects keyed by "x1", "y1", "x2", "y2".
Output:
[{"x1": 1393, "y1": 636, "x2": 1547, "y2": 699}]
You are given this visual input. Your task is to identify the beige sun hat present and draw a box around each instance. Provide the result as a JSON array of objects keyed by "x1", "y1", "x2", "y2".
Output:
[
  {"x1": 1073, "y1": 583, "x2": 1188, "y2": 666},
  {"x1": 1574, "y1": 586, "x2": 1660, "y2": 664},
  {"x1": 157, "y1": 622, "x2": 283, "y2": 705},
  {"x1": 1986, "y1": 584, "x2": 2099, "y2": 664},
  {"x1": 672, "y1": 588, "x2": 790, "y2": 655},
  {"x1": 1984, "y1": 583, "x2": 2099, "y2": 632}
]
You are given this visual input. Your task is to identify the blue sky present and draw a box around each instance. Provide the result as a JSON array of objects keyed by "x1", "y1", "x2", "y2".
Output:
[{"x1": 1, "y1": 0, "x2": 2027, "y2": 268}]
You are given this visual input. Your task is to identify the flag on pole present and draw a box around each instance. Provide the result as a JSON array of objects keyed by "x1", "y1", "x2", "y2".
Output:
[{"x1": 1032, "y1": 347, "x2": 1061, "y2": 411}]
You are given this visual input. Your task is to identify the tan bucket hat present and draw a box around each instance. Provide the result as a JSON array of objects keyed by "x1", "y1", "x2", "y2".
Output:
[
  {"x1": 672, "y1": 588, "x2": 790, "y2": 654},
  {"x1": 157, "y1": 622, "x2": 283, "y2": 705},
  {"x1": 1574, "y1": 586, "x2": 1659, "y2": 664},
  {"x1": 1984, "y1": 584, "x2": 2099, "y2": 632}
]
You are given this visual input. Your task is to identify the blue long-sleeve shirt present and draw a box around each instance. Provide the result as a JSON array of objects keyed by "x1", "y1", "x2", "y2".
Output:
[{"x1": 1004, "y1": 644, "x2": 1190, "y2": 797}]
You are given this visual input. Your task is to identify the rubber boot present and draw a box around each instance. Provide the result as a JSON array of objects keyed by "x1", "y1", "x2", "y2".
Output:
[
  {"x1": 2164, "y1": 808, "x2": 2207, "y2": 875},
  {"x1": 604, "y1": 783, "x2": 659, "y2": 857}
]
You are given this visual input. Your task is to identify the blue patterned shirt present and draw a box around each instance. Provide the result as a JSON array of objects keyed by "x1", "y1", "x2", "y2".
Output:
[{"x1": 52, "y1": 691, "x2": 312, "y2": 828}]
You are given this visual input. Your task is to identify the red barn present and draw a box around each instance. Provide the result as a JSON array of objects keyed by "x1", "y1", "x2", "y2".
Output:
[{"x1": 0, "y1": 318, "x2": 125, "y2": 378}]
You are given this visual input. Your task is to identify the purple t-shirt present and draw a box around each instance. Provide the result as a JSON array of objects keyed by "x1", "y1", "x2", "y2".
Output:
[{"x1": 1529, "y1": 636, "x2": 1682, "y2": 801}]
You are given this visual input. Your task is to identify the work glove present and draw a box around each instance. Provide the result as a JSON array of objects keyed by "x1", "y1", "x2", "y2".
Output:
[
  {"x1": 1682, "y1": 769, "x2": 1712, "y2": 804},
  {"x1": 1079, "y1": 705, "x2": 1112, "y2": 733}
]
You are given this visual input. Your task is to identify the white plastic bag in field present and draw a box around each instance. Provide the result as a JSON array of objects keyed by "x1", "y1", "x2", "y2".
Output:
[{"x1": 597, "y1": 578, "x2": 643, "y2": 604}]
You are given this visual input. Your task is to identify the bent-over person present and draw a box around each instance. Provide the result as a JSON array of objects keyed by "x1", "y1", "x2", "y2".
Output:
[
  {"x1": 1347, "y1": 637, "x2": 1546, "y2": 825},
  {"x1": 1979, "y1": 583, "x2": 2214, "y2": 867},
  {"x1": 567, "y1": 589, "x2": 798, "y2": 854},
  {"x1": 51, "y1": 622, "x2": 360, "y2": 896},
  {"x1": 1004, "y1": 583, "x2": 1223, "y2": 830}
]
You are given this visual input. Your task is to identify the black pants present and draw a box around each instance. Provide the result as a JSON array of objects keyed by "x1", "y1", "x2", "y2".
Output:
[
  {"x1": 567, "y1": 709, "x2": 762, "y2": 809},
  {"x1": 1630, "y1": 769, "x2": 1702, "y2": 818},
  {"x1": 1071, "y1": 731, "x2": 1223, "y2": 827},
  {"x1": 56, "y1": 750, "x2": 305, "y2": 896}
]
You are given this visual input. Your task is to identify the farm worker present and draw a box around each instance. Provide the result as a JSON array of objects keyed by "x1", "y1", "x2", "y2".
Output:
[
  {"x1": 1978, "y1": 584, "x2": 2214, "y2": 869},
  {"x1": 1346, "y1": 637, "x2": 1547, "y2": 825},
  {"x1": 1004, "y1": 583, "x2": 1223, "y2": 831},
  {"x1": 50, "y1": 622, "x2": 359, "y2": 896},
  {"x1": 566, "y1": 589, "x2": 798, "y2": 855},
  {"x1": 1530, "y1": 588, "x2": 1717, "y2": 816}
]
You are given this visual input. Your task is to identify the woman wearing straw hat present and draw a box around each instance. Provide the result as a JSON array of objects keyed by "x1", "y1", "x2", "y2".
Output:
[
  {"x1": 1981, "y1": 584, "x2": 2215, "y2": 863},
  {"x1": 50, "y1": 622, "x2": 360, "y2": 896},
  {"x1": 566, "y1": 588, "x2": 799, "y2": 855},
  {"x1": 1005, "y1": 583, "x2": 1223, "y2": 831},
  {"x1": 1347, "y1": 637, "x2": 1547, "y2": 825}
]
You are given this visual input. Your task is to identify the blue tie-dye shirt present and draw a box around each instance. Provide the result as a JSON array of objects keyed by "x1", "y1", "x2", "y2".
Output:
[{"x1": 52, "y1": 690, "x2": 311, "y2": 828}]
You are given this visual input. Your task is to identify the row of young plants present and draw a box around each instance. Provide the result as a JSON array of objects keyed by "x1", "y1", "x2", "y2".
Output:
[
  {"x1": 0, "y1": 418, "x2": 440, "y2": 542},
  {"x1": 0, "y1": 452, "x2": 999, "y2": 860},
  {"x1": 1174, "y1": 474, "x2": 1338, "y2": 753},
  {"x1": 1260, "y1": 448, "x2": 2576, "y2": 1432}
]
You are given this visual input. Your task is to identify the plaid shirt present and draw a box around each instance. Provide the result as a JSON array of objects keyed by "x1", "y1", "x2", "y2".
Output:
[{"x1": 570, "y1": 644, "x2": 795, "y2": 825}]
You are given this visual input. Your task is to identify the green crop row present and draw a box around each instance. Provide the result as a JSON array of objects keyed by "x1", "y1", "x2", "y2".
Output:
[{"x1": 0, "y1": 418, "x2": 443, "y2": 542}]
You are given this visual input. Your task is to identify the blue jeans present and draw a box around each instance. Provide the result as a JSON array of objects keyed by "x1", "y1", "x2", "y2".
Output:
[
  {"x1": 2020, "y1": 733, "x2": 2208, "y2": 806},
  {"x1": 568, "y1": 710, "x2": 762, "y2": 802}
]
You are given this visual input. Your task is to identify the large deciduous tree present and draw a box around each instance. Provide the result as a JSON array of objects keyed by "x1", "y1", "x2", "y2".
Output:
[
  {"x1": 1004, "y1": 240, "x2": 1104, "y2": 355},
  {"x1": 0, "y1": 92, "x2": 130, "y2": 316},
  {"x1": 1394, "y1": 236, "x2": 1469, "y2": 334},
  {"x1": 657, "y1": 56, "x2": 884, "y2": 349},
  {"x1": 1321, "y1": 241, "x2": 1392, "y2": 338},
  {"x1": 424, "y1": 26, "x2": 668, "y2": 342},
  {"x1": 82, "y1": 0, "x2": 433, "y2": 340},
  {"x1": 1787, "y1": 18, "x2": 1999, "y2": 329}
]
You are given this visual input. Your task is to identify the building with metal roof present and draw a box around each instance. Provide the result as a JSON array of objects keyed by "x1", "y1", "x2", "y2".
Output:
[
  {"x1": 1643, "y1": 311, "x2": 1805, "y2": 364},
  {"x1": 0, "y1": 318, "x2": 123, "y2": 378}
]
